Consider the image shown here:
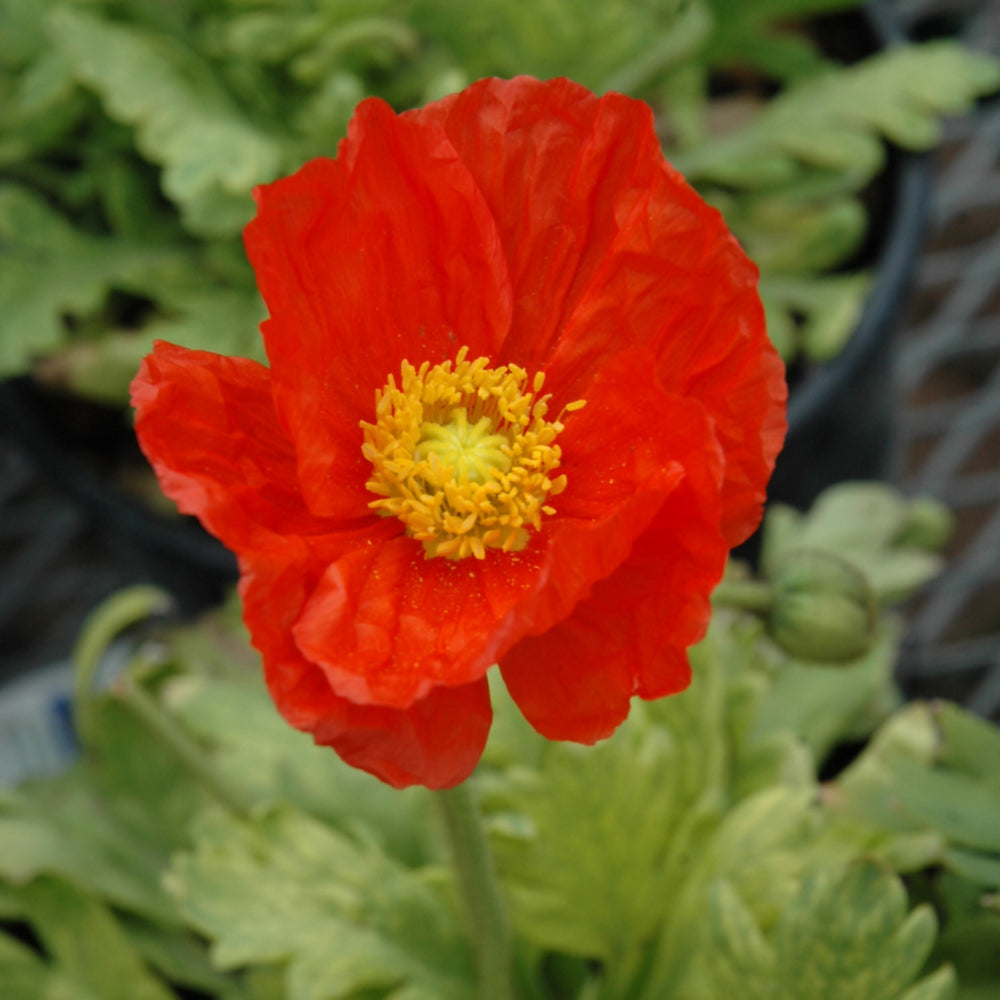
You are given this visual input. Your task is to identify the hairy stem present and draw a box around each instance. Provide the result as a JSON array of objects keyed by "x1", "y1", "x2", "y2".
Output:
[{"x1": 435, "y1": 783, "x2": 514, "y2": 1000}]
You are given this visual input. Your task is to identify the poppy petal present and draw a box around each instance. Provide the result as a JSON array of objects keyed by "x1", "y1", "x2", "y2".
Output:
[
  {"x1": 244, "y1": 97, "x2": 513, "y2": 520},
  {"x1": 310, "y1": 678, "x2": 493, "y2": 790},
  {"x1": 240, "y1": 543, "x2": 491, "y2": 789},
  {"x1": 414, "y1": 75, "x2": 785, "y2": 546},
  {"x1": 500, "y1": 386, "x2": 725, "y2": 742},
  {"x1": 409, "y1": 76, "x2": 667, "y2": 377},
  {"x1": 134, "y1": 77, "x2": 788, "y2": 789},
  {"x1": 130, "y1": 341, "x2": 336, "y2": 550},
  {"x1": 682, "y1": 332, "x2": 787, "y2": 545},
  {"x1": 291, "y1": 349, "x2": 687, "y2": 710},
  {"x1": 498, "y1": 618, "x2": 636, "y2": 743}
]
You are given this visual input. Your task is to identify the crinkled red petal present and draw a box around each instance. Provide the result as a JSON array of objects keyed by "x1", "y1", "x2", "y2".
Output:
[
  {"x1": 244, "y1": 97, "x2": 513, "y2": 520},
  {"x1": 240, "y1": 543, "x2": 491, "y2": 788},
  {"x1": 500, "y1": 385, "x2": 725, "y2": 742},
  {"x1": 655, "y1": 279, "x2": 787, "y2": 546},
  {"x1": 412, "y1": 76, "x2": 786, "y2": 546},
  {"x1": 135, "y1": 77, "x2": 789, "y2": 788},
  {"x1": 497, "y1": 619, "x2": 636, "y2": 744},
  {"x1": 130, "y1": 341, "x2": 344, "y2": 551},
  {"x1": 409, "y1": 77, "x2": 667, "y2": 379},
  {"x1": 291, "y1": 348, "x2": 686, "y2": 709},
  {"x1": 310, "y1": 678, "x2": 493, "y2": 790}
]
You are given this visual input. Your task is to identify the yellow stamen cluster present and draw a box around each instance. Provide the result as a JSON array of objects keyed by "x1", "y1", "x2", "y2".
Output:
[{"x1": 361, "y1": 347, "x2": 584, "y2": 560}]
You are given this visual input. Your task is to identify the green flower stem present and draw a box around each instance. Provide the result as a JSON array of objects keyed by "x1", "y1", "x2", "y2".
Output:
[
  {"x1": 72, "y1": 585, "x2": 174, "y2": 749},
  {"x1": 435, "y1": 783, "x2": 514, "y2": 1000},
  {"x1": 711, "y1": 578, "x2": 775, "y2": 614},
  {"x1": 115, "y1": 673, "x2": 251, "y2": 819}
]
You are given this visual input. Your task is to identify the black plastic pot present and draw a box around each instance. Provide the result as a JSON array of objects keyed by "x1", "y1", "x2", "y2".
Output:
[
  {"x1": 0, "y1": 377, "x2": 237, "y2": 611},
  {"x1": 767, "y1": 1, "x2": 934, "y2": 509},
  {"x1": 768, "y1": 151, "x2": 932, "y2": 509}
]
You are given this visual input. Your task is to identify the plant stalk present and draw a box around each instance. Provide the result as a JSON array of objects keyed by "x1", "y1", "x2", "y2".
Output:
[
  {"x1": 116, "y1": 673, "x2": 251, "y2": 818},
  {"x1": 711, "y1": 578, "x2": 776, "y2": 614},
  {"x1": 435, "y1": 783, "x2": 514, "y2": 1000}
]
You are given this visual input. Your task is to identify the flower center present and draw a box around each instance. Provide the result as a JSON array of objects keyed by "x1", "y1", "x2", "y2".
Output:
[{"x1": 361, "y1": 346, "x2": 584, "y2": 560}]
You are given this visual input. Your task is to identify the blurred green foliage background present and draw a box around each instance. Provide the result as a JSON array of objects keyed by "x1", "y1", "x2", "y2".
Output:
[{"x1": 0, "y1": 0, "x2": 997, "y2": 398}]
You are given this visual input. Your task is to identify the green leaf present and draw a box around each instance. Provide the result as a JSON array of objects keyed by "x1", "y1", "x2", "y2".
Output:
[
  {"x1": 482, "y1": 634, "x2": 742, "y2": 966},
  {"x1": 906, "y1": 767, "x2": 1000, "y2": 854},
  {"x1": 759, "y1": 272, "x2": 872, "y2": 364},
  {"x1": 0, "y1": 881, "x2": 23, "y2": 920},
  {"x1": 86, "y1": 694, "x2": 206, "y2": 859},
  {"x1": 732, "y1": 729, "x2": 815, "y2": 800},
  {"x1": 0, "y1": 873, "x2": 207, "y2": 1000},
  {"x1": 678, "y1": 43, "x2": 1000, "y2": 191},
  {"x1": 898, "y1": 965, "x2": 957, "y2": 1000},
  {"x1": 15, "y1": 877, "x2": 175, "y2": 1000},
  {"x1": 0, "y1": 650, "x2": 215, "y2": 928},
  {"x1": 719, "y1": 192, "x2": 867, "y2": 275},
  {"x1": 48, "y1": 5, "x2": 293, "y2": 236},
  {"x1": 761, "y1": 289, "x2": 798, "y2": 361},
  {"x1": 72, "y1": 584, "x2": 175, "y2": 750},
  {"x1": 831, "y1": 703, "x2": 1000, "y2": 883},
  {"x1": 598, "y1": 0, "x2": 713, "y2": 95},
  {"x1": 480, "y1": 630, "x2": 832, "y2": 991},
  {"x1": 162, "y1": 673, "x2": 434, "y2": 867},
  {"x1": 693, "y1": 861, "x2": 947, "y2": 1000},
  {"x1": 55, "y1": 285, "x2": 266, "y2": 405},
  {"x1": 695, "y1": 787, "x2": 825, "y2": 933},
  {"x1": 633, "y1": 783, "x2": 948, "y2": 1000},
  {"x1": 702, "y1": 0, "x2": 860, "y2": 81},
  {"x1": 288, "y1": 17, "x2": 421, "y2": 86},
  {"x1": 779, "y1": 863, "x2": 940, "y2": 1000},
  {"x1": 485, "y1": 707, "x2": 721, "y2": 962},
  {"x1": 117, "y1": 913, "x2": 248, "y2": 998},
  {"x1": 942, "y1": 848, "x2": 1000, "y2": 889},
  {"x1": 767, "y1": 483, "x2": 910, "y2": 560},
  {"x1": 925, "y1": 872, "x2": 1000, "y2": 1000},
  {"x1": 829, "y1": 703, "x2": 939, "y2": 833},
  {"x1": 0, "y1": 184, "x2": 177, "y2": 376},
  {"x1": 0, "y1": 774, "x2": 182, "y2": 926},
  {"x1": 760, "y1": 484, "x2": 948, "y2": 605},
  {"x1": 752, "y1": 620, "x2": 901, "y2": 761},
  {"x1": 0, "y1": 927, "x2": 99, "y2": 1000},
  {"x1": 0, "y1": 0, "x2": 49, "y2": 70},
  {"x1": 410, "y1": 0, "x2": 703, "y2": 95},
  {"x1": 290, "y1": 70, "x2": 366, "y2": 143},
  {"x1": 0, "y1": 47, "x2": 86, "y2": 165},
  {"x1": 167, "y1": 805, "x2": 476, "y2": 1000},
  {"x1": 704, "y1": 879, "x2": 777, "y2": 989},
  {"x1": 479, "y1": 670, "x2": 546, "y2": 773},
  {"x1": 711, "y1": 25, "x2": 835, "y2": 82},
  {"x1": 219, "y1": 8, "x2": 329, "y2": 65},
  {"x1": 934, "y1": 702, "x2": 1000, "y2": 797}
]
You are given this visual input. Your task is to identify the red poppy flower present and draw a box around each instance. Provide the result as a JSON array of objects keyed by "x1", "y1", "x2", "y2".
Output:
[{"x1": 131, "y1": 76, "x2": 786, "y2": 789}]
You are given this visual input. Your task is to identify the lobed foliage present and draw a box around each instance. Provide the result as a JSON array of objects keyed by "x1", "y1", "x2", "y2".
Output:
[
  {"x1": 1, "y1": 0, "x2": 998, "y2": 398},
  {"x1": 1, "y1": 485, "x2": 997, "y2": 999}
]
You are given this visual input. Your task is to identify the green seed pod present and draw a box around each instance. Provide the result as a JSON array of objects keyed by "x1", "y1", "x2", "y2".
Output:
[{"x1": 768, "y1": 549, "x2": 876, "y2": 664}]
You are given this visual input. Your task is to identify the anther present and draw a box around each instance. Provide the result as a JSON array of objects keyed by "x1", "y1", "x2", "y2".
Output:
[{"x1": 361, "y1": 350, "x2": 583, "y2": 560}]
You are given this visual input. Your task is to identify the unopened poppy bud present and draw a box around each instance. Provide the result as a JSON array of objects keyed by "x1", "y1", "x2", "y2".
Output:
[
  {"x1": 895, "y1": 497, "x2": 954, "y2": 551},
  {"x1": 768, "y1": 550, "x2": 876, "y2": 664}
]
